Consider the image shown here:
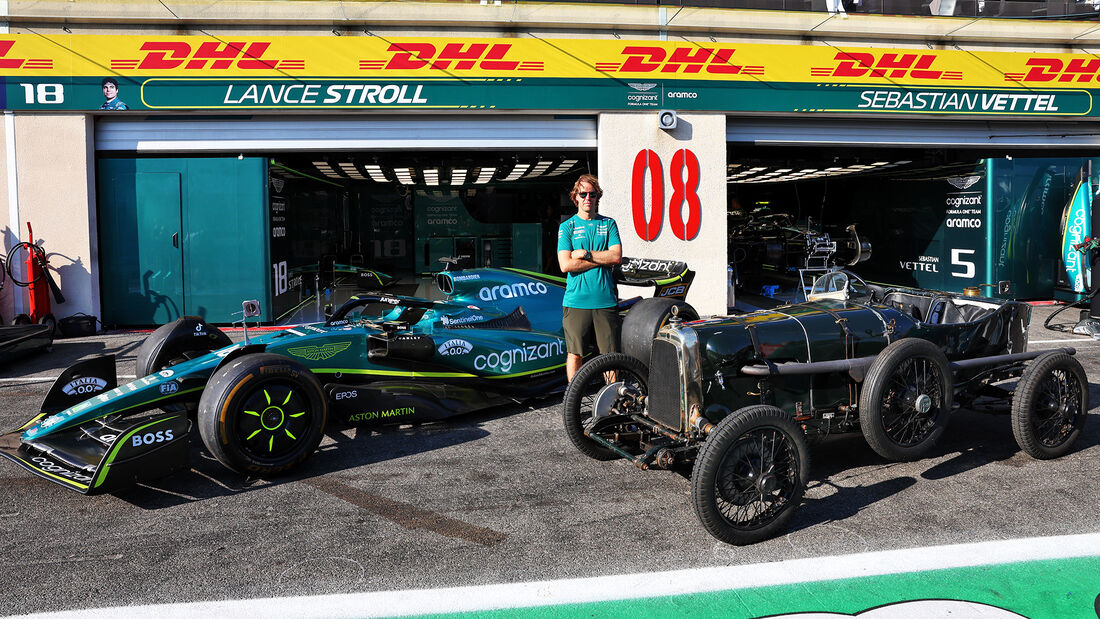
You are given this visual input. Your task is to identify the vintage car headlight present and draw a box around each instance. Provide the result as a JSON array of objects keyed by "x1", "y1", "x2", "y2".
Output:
[{"x1": 647, "y1": 323, "x2": 703, "y2": 433}]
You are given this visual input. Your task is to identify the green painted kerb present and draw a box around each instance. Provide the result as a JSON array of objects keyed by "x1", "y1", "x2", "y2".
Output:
[{"x1": 413, "y1": 557, "x2": 1100, "y2": 619}]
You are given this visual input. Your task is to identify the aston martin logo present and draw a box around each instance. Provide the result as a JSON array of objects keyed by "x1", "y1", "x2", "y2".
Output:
[
  {"x1": 287, "y1": 342, "x2": 352, "y2": 361},
  {"x1": 947, "y1": 176, "x2": 982, "y2": 190},
  {"x1": 627, "y1": 82, "x2": 657, "y2": 92}
]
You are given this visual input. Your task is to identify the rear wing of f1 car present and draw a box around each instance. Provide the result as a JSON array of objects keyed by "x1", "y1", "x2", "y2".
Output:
[{"x1": 615, "y1": 257, "x2": 695, "y2": 300}]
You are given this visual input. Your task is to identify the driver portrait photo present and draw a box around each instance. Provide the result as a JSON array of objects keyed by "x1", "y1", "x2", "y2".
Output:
[{"x1": 99, "y1": 77, "x2": 129, "y2": 110}]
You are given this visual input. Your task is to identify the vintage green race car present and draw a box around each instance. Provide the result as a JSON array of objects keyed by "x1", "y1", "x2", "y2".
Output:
[
  {"x1": 564, "y1": 269, "x2": 1089, "y2": 545},
  {"x1": 0, "y1": 258, "x2": 696, "y2": 494}
]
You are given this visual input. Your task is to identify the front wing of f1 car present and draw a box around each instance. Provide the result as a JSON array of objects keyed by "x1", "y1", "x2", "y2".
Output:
[{"x1": 0, "y1": 257, "x2": 696, "y2": 494}]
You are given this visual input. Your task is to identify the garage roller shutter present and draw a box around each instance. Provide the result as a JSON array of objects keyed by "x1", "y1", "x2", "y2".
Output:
[
  {"x1": 96, "y1": 115, "x2": 597, "y2": 152},
  {"x1": 727, "y1": 118, "x2": 1100, "y2": 148}
]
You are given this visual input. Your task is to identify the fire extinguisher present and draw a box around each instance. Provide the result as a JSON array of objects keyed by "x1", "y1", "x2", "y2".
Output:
[{"x1": 6, "y1": 222, "x2": 64, "y2": 334}]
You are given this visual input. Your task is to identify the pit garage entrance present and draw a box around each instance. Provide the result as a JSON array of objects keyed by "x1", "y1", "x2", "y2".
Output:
[
  {"x1": 725, "y1": 118, "x2": 1100, "y2": 305},
  {"x1": 93, "y1": 115, "x2": 596, "y2": 325}
]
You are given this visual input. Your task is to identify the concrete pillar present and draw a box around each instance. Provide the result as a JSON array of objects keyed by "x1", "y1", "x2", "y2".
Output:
[
  {"x1": 13, "y1": 114, "x2": 99, "y2": 323},
  {"x1": 597, "y1": 112, "x2": 727, "y2": 316}
]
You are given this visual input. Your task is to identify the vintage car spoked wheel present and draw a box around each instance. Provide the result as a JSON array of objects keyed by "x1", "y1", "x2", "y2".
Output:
[
  {"x1": 562, "y1": 352, "x2": 649, "y2": 461},
  {"x1": 198, "y1": 353, "x2": 327, "y2": 476},
  {"x1": 691, "y1": 405, "x2": 810, "y2": 545},
  {"x1": 1011, "y1": 352, "x2": 1088, "y2": 459},
  {"x1": 859, "y1": 339, "x2": 952, "y2": 462}
]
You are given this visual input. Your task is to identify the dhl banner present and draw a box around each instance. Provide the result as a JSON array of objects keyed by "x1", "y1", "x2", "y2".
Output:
[{"x1": 1, "y1": 34, "x2": 1098, "y2": 114}]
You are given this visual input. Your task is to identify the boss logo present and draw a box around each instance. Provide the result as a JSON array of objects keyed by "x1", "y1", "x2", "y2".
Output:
[{"x1": 130, "y1": 429, "x2": 175, "y2": 448}]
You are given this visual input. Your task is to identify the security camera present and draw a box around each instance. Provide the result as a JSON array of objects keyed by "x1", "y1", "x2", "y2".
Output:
[{"x1": 658, "y1": 109, "x2": 678, "y2": 130}]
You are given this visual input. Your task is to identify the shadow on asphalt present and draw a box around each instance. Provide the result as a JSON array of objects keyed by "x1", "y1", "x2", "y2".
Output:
[
  {"x1": 112, "y1": 399, "x2": 544, "y2": 509},
  {"x1": 0, "y1": 338, "x2": 142, "y2": 378}
]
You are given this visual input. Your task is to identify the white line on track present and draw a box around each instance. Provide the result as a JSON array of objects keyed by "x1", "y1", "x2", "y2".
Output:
[
  {"x1": 1030, "y1": 338, "x2": 1100, "y2": 344},
  {"x1": 11, "y1": 533, "x2": 1100, "y2": 619}
]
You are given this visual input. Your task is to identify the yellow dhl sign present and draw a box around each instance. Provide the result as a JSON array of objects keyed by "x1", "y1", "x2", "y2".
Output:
[{"x1": 2, "y1": 34, "x2": 1100, "y2": 89}]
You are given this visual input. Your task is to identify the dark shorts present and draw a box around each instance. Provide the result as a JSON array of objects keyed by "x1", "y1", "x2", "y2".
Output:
[{"x1": 562, "y1": 306, "x2": 620, "y2": 356}]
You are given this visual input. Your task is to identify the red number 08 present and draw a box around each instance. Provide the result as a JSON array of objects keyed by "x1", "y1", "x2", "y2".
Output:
[{"x1": 630, "y1": 148, "x2": 701, "y2": 241}]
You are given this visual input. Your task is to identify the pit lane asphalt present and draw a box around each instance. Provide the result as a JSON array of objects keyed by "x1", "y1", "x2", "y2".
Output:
[{"x1": 1, "y1": 306, "x2": 1098, "y2": 616}]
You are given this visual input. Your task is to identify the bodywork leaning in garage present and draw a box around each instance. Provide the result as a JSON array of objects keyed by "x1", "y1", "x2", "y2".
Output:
[
  {"x1": 563, "y1": 268, "x2": 1090, "y2": 545},
  {"x1": 0, "y1": 258, "x2": 696, "y2": 494}
]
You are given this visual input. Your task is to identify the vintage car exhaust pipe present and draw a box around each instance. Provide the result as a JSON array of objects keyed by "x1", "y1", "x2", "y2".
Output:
[{"x1": 739, "y1": 347, "x2": 1076, "y2": 380}]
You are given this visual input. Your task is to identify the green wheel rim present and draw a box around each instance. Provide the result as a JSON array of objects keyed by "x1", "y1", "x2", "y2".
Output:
[{"x1": 235, "y1": 381, "x2": 313, "y2": 461}]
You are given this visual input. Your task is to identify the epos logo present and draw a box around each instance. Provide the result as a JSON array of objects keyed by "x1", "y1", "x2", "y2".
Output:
[
  {"x1": 596, "y1": 46, "x2": 763, "y2": 75},
  {"x1": 360, "y1": 43, "x2": 543, "y2": 72},
  {"x1": 1006, "y1": 58, "x2": 1100, "y2": 83},
  {"x1": 110, "y1": 41, "x2": 304, "y2": 71},
  {"x1": 812, "y1": 52, "x2": 962, "y2": 80}
]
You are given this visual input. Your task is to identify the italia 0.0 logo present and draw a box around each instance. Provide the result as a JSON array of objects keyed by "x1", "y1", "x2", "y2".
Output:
[{"x1": 437, "y1": 339, "x2": 473, "y2": 356}]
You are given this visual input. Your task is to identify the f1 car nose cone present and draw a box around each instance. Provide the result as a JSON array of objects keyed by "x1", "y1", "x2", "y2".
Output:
[{"x1": 914, "y1": 393, "x2": 933, "y2": 414}]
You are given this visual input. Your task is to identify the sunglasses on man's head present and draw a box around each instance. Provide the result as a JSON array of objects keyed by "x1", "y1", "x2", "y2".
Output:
[{"x1": 577, "y1": 192, "x2": 597, "y2": 199}]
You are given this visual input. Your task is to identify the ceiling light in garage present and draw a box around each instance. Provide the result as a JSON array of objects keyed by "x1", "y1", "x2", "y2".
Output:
[
  {"x1": 474, "y1": 167, "x2": 496, "y2": 184},
  {"x1": 395, "y1": 168, "x2": 414, "y2": 185},
  {"x1": 365, "y1": 164, "x2": 388, "y2": 182},
  {"x1": 503, "y1": 163, "x2": 530, "y2": 181},
  {"x1": 451, "y1": 168, "x2": 468, "y2": 186},
  {"x1": 526, "y1": 161, "x2": 553, "y2": 177},
  {"x1": 547, "y1": 159, "x2": 578, "y2": 176},
  {"x1": 423, "y1": 168, "x2": 440, "y2": 186}
]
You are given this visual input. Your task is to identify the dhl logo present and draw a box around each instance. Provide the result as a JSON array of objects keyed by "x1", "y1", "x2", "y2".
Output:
[
  {"x1": 811, "y1": 52, "x2": 962, "y2": 80},
  {"x1": 362, "y1": 43, "x2": 543, "y2": 71},
  {"x1": 595, "y1": 46, "x2": 763, "y2": 75},
  {"x1": 0, "y1": 40, "x2": 53, "y2": 70},
  {"x1": 110, "y1": 41, "x2": 304, "y2": 71},
  {"x1": 1005, "y1": 58, "x2": 1100, "y2": 83}
]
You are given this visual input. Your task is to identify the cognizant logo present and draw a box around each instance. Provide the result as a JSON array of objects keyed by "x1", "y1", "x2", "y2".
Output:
[
  {"x1": 474, "y1": 340, "x2": 565, "y2": 372},
  {"x1": 478, "y1": 281, "x2": 549, "y2": 302}
]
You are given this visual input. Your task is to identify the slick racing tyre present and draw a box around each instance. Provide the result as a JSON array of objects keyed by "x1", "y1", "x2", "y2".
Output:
[
  {"x1": 136, "y1": 316, "x2": 232, "y2": 413},
  {"x1": 562, "y1": 352, "x2": 649, "y2": 461},
  {"x1": 859, "y1": 338, "x2": 952, "y2": 462},
  {"x1": 621, "y1": 297, "x2": 698, "y2": 364},
  {"x1": 198, "y1": 353, "x2": 328, "y2": 476},
  {"x1": 1011, "y1": 352, "x2": 1088, "y2": 460},
  {"x1": 691, "y1": 405, "x2": 810, "y2": 546}
]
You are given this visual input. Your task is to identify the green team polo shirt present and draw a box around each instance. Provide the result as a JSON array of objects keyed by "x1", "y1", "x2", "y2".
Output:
[{"x1": 557, "y1": 214, "x2": 622, "y2": 309}]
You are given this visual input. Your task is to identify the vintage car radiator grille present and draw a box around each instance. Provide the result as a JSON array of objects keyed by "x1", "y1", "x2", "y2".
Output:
[{"x1": 647, "y1": 339, "x2": 683, "y2": 431}]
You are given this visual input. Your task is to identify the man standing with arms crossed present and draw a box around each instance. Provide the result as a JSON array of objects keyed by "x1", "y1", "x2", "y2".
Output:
[{"x1": 558, "y1": 174, "x2": 623, "y2": 381}]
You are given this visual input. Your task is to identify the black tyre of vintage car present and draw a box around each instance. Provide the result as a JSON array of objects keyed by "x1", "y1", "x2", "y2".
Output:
[
  {"x1": 562, "y1": 352, "x2": 649, "y2": 461},
  {"x1": 691, "y1": 405, "x2": 810, "y2": 546},
  {"x1": 136, "y1": 316, "x2": 233, "y2": 413},
  {"x1": 198, "y1": 353, "x2": 328, "y2": 476},
  {"x1": 1011, "y1": 352, "x2": 1088, "y2": 460},
  {"x1": 621, "y1": 297, "x2": 699, "y2": 363},
  {"x1": 859, "y1": 338, "x2": 953, "y2": 462}
]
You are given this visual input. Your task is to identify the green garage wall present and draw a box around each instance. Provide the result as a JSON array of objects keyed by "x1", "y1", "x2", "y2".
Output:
[{"x1": 97, "y1": 157, "x2": 269, "y2": 325}]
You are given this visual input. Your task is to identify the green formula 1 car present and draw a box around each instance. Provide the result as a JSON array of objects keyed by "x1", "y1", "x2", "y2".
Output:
[{"x1": 0, "y1": 258, "x2": 696, "y2": 494}]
